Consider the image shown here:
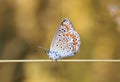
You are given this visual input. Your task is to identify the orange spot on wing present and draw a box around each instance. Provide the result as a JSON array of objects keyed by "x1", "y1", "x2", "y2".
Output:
[
  {"x1": 63, "y1": 24, "x2": 70, "y2": 30},
  {"x1": 64, "y1": 33, "x2": 77, "y2": 51},
  {"x1": 64, "y1": 33, "x2": 70, "y2": 36},
  {"x1": 70, "y1": 34, "x2": 77, "y2": 51},
  {"x1": 65, "y1": 33, "x2": 69, "y2": 36}
]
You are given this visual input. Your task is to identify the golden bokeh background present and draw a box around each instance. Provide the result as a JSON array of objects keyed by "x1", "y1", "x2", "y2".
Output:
[{"x1": 0, "y1": 0, "x2": 120, "y2": 82}]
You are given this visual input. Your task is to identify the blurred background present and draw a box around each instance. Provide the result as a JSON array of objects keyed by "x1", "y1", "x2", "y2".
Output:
[{"x1": 0, "y1": 0, "x2": 120, "y2": 82}]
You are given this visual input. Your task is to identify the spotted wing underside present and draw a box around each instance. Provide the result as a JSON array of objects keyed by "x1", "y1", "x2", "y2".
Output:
[{"x1": 50, "y1": 18, "x2": 80, "y2": 58}]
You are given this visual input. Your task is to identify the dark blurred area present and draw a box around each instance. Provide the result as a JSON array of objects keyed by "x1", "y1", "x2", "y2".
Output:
[{"x1": 0, "y1": 0, "x2": 120, "y2": 82}]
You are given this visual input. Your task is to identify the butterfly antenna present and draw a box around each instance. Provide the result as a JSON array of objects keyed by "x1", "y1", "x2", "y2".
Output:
[
  {"x1": 37, "y1": 46, "x2": 49, "y2": 53},
  {"x1": 34, "y1": 46, "x2": 48, "y2": 53}
]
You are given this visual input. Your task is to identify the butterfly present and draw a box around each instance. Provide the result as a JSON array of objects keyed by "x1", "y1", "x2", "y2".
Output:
[{"x1": 38, "y1": 18, "x2": 81, "y2": 60}]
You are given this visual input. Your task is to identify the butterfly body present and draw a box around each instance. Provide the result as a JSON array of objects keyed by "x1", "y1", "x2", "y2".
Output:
[{"x1": 47, "y1": 18, "x2": 80, "y2": 60}]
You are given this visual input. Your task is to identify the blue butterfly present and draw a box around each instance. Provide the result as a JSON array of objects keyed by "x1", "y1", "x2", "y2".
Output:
[{"x1": 38, "y1": 18, "x2": 81, "y2": 60}]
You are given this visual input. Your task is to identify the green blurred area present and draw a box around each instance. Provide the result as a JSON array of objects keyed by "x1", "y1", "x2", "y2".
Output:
[{"x1": 0, "y1": 0, "x2": 120, "y2": 82}]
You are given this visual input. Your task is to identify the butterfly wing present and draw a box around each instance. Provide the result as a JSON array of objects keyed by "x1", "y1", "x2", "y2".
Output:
[{"x1": 50, "y1": 18, "x2": 80, "y2": 58}]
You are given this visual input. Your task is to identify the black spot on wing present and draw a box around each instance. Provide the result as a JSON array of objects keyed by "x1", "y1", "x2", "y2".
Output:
[
  {"x1": 62, "y1": 19, "x2": 67, "y2": 23},
  {"x1": 58, "y1": 34, "x2": 61, "y2": 36}
]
